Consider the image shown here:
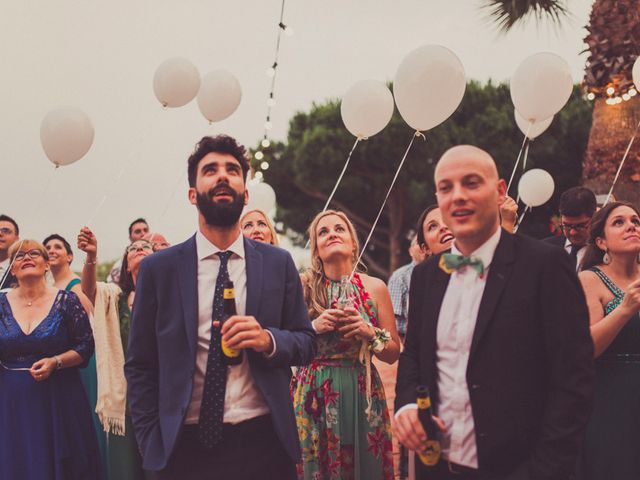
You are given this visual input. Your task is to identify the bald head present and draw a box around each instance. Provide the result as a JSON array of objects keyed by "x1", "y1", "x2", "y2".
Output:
[
  {"x1": 435, "y1": 145, "x2": 499, "y2": 183},
  {"x1": 433, "y1": 144, "x2": 506, "y2": 255}
]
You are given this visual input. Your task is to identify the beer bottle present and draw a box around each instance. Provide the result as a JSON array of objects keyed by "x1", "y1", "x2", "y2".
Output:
[
  {"x1": 416, "y1": 385, "x2": 441, "y2": 467},
  {"x1": 220, "y1": 280, "x2": 242, "y2": 366}
]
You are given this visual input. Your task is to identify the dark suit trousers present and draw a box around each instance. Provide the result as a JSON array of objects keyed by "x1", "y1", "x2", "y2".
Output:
[{"x1": 154, "y1": 415, "x2": 296, "y2": 480}]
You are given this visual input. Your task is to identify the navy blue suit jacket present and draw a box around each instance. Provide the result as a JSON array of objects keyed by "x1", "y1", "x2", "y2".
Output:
[{"x1": 124, "y1": 235, "x2": 316, "y2": 471}]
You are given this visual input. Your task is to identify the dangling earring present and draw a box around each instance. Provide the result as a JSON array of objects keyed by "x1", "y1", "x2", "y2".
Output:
[{"x1": 603, "y1": 250, "x2": 612, "y2": 265}]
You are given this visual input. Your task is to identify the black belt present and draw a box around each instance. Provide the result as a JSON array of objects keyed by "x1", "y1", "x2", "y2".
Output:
[{"x1": 446, "y1": 460, "x2": 479, "y2": 476}]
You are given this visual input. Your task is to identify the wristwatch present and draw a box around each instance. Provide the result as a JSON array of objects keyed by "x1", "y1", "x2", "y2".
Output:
[{"x1": 54, "y1": 355, "x2": 63, "y2": 370}]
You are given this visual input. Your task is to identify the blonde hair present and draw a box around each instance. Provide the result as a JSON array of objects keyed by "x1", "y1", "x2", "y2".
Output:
[
  {"x1": 240, "y1": 209, "x2": 279, "y2": 246},
  {"x1": 303, "y1": 210, "x2": 361, "y2": 318},
  {"x1": 8, "y1": 239, "x2": 49, "y2": 263}
]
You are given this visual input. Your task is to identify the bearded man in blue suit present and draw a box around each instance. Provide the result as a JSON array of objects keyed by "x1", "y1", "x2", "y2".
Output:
[{"x1": 125, "y1": 135, "x2": 316, "y2": 480}]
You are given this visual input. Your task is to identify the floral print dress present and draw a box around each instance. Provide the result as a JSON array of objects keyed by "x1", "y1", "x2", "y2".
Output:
[{"x1": 291, "y1": 273, "x2": 394, "y2": 480}]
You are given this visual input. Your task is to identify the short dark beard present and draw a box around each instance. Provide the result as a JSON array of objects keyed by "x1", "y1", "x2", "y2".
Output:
[{"x1": 196, "y1": 184, "x2": 245, "y2": 228}]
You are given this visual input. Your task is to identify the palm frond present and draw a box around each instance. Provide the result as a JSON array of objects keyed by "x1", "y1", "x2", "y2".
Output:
[{"x1": 483, "y1": 0, "x2": 569, "y2": 32}]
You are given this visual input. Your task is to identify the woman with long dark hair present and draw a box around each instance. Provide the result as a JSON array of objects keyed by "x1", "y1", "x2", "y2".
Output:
[{"x1": 576, "y1": 201, "x2": 640, "y2": 479}]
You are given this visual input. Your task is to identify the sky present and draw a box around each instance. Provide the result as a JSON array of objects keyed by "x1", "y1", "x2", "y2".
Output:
[{"x1": 1, "y1": 0, "x2": 594, "y2": 267}]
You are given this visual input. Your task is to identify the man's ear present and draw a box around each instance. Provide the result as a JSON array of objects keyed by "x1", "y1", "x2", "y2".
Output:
[
  {"x1": 497, "y1": 178, "x2": 507, "y2": 204},
  {"x1": 188, "y1": 187, "x2": 197, "y2": 206}
]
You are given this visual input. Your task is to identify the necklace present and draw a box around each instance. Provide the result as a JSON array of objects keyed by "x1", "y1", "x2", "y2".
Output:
[{"x1": 20, "y1": 290, "x2": 46, "y2": 307}]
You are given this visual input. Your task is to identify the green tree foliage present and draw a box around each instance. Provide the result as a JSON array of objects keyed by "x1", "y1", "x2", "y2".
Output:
[{"x1": 253, "y1": 81, "x2": 592, "y2": 278}]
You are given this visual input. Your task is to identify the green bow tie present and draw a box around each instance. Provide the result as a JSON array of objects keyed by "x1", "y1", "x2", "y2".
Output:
[{"x1": 439, "y1": 253, "x2": 485, "y2": 275}]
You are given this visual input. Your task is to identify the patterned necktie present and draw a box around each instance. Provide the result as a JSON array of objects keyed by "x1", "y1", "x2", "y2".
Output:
[
  {"x1": 198, "y1": 250, "x2": 233, "y2": 449},
  {"x1": 439, "y1": 253, "x2": 485, "y2": 275}
]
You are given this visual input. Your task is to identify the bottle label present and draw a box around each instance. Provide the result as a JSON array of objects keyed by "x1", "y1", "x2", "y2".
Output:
[
  {"x1": 223, "y1": 288, "x2": 234, "y2": 300},
  {"x1": 418, "y1": 439, "x2": 441, "y2": 466},
  {"x1": 221, "y1": 340, "x2": 240, "y2": 358},
  {"x1": 417, "y1": 397, "x2": 431, "y2": 409}
]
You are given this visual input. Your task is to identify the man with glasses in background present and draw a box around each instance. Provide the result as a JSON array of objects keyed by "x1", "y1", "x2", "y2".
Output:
[
  {"x1": 0, "y1": 215, "x2": 19, "y2": 290},
  {"x1": 544, "y1": 186, "x2": 597, "y2": 272}
]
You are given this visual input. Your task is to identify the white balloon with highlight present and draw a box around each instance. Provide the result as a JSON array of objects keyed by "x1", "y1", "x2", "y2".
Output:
[
  {"x1": 197, "y1": 70, "x2": 242, "y2": 123},
  {"x1": 247, "y1": 182, "x2": 276, "y2": 213},
  {"x1": 153, "y1": 57, "x2": 201, "y2": 108},
  {"x1": 340, "y1": 80, "x2": 394, "y2": 138},
  {"x1": 518, "y1": 168, "x2": 555, "y2": 207},
  {"x1": 393, "y1": 44, "x2": 466, "y2": 131},
  {"x1": 511, "y1": 52, "x2": 573, "y2": 123},
  {"x1": 40, "y1": 107, "x2": 95, "y2": 167}
]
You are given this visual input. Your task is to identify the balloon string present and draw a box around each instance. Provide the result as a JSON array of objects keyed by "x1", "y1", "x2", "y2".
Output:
[
  {"x1": 321, "y1": 138, "x2": 360, "y2": 213},
  {"x1": 507, "y1": 122, "x2": 532, "y2": 193},
  {"x1": 522, "y1": 141, "x2": 531, "y2": 171},
  {"x1": 30, "y1": 166, "x2": 59, "y2": 227},
  {"x1": 85, "y1": 109, "x2": 161, "y2": 226},
  {"x1": 303, "y1": 138, "x2": 360, "y2": 249},
  {"x1": 513, "y1": 206, "x2": 530, "y2": 233},
  {"x1": 349, "y1": 131, "x2": 421, "y2": 281},
  {"x1": 604, "y1": 118, "x2": 640, "y2": 206}
]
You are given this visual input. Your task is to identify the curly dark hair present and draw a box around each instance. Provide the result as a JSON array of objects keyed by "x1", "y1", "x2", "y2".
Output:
[{"x1": 187, "y1": 135, "x2": 250, "y2": 187}]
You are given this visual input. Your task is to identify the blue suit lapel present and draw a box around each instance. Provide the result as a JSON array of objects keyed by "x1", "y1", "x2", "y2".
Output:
[
  {"x1": 244, "y1": 237, "x2": 263, "y2": 318},
  {"x1": 178, "y1": 235, "x2": 199, "y2": 358}
]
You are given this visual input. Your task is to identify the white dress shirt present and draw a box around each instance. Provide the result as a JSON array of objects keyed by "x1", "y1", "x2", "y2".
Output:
[
  {"x1": 0, "y1": 259, "x2": 10, "y2": 292},
  {"x1": 395, "y1": 227, "x2": 502, "y2": 469},
  {"x1": 185, "y1": 230, "x2": 270, "y2": 425},
  {"x1": 564, "y1": 238, "x2": 586, "y2": 272},
  {"x1": 435, "y1": 227, "x2": 501, "y2": 468}
]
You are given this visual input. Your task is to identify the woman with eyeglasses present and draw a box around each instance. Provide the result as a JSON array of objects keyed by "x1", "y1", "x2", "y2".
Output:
[
  {"x1": 0, "y1": 240, "x2": 102, "y2": 479},
  {"x1": 77, "y1": 227, "x2": 154, "y2": 480}
]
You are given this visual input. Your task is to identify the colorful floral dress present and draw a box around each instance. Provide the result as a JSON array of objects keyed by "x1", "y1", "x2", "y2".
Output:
[{"x1": 291, "y1": 273, "x2": 394, "y2": 480}]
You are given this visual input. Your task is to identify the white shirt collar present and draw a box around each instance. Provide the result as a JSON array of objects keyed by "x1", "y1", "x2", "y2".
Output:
[
  {"x1": 195, "y1": 229, "x2": 245, "y2": 262},
  {"x1": 451, "y1": 227, "x2": 502, "y2": 270}
]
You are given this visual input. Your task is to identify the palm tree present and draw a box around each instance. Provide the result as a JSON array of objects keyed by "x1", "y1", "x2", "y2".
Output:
[{"x1": 485, "y1": 0, "x2": 640, "y2": 201}]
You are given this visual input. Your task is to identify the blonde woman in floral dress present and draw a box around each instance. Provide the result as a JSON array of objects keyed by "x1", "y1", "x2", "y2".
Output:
[{"x1": 292, "y1": 210, "x2": 401, "y2": 480}]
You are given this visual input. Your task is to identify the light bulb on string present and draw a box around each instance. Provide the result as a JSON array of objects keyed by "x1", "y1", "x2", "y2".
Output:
[
  {"x1": 267, "y1": 96, "x2": 276, "y2": 107},
  {"x1": 629, "y1": 89, "x2": 638, "y2": 97},
  {"x1": 255, "y1": 151, "x2": 264, "y2": 160},
  {"x1": 260, "y1": 161, "x2": 270, "y2": 170},
  {"x1": 587, "y1": 92, "x2": 595, "y2": 101},
  {"x1": 254, "y1": 171, "x2": 264, "y2": 180},
  {"x1": 261, "y1": 138, "x2": 271, "y2": 148},
  {"x1": 606, "y1": 98, "x2": 615, "y2": 105},
  {"x1": 623, "y1": 93, "x2": 631, "y2": 101},
  {"x1": 265, "y1": 120, "x2": 273, "y2": 130},
  {"x1": 606, "y1": 86, "x2": 615, "y2": 96},
  {"x1": 615, "y1": 97, "x2": 623, "y2": 104}
]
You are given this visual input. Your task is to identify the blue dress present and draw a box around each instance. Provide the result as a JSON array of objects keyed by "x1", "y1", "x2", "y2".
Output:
[{"x1": 0, "y1": 290, "x2": 103, "y2": 480}]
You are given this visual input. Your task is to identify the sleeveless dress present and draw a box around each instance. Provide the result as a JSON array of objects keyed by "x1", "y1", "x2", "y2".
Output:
[
  {"x1": 291, "y1": 273, "x2": 394, "y2": 480},
  {"x1": 0, "y1": 290, "x2": 102, "y2": 479},
  {"x1": 576, "y1": 267, "x2": 640, "y2": 479},
  {"x1": 65, "y1": 278, "x2": 109, "y2": 479}
]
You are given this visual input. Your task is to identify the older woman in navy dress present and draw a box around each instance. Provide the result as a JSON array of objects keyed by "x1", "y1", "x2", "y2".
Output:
[{"x1": 0, "y1": 239, "x2": 101, "y2": 480}]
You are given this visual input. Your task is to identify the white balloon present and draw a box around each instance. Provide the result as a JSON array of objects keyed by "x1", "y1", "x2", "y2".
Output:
[
  {"x1": 247, "y1": 182, "x2": 276, "y2": 213},
  {"x1": 514, "y1": 109, "x2": 554, "y2": 140},
  {"x1": 633, "y1": 56, "x2": 640, "y2": 91},
  {"x1": 340, "y1": 80, "x2": 394, "y2": 138},
  {"x1": 393, "y1": 44, "x2": 466, "y2": 131},
  {"x1": 511, "y1": 52, "x2": 573, "y2": 123},
  {"x1": 40, "y1": 107, "x2": 95, "y2": 167},
  {"x1": 197, "y1": 70, "x2": 242, "y2": 123},
  {"x1": 153, "y1": 57, "x2": 201, "y2": 108},
  {"x1": 518, "y1": 168, "x2": 555, "y2": 207}
]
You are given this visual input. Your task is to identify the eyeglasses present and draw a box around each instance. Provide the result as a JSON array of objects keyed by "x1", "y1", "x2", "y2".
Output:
[
  {"x1": 126, "y1": 243, "x2": 153, "y2": 254},
  {"x1": 14, "y1": 250, "x2": 43, "y2": 262},
  {"x1": 0, "y1": 227, "x2": 15, "y2": 236},
  {"x1": 561, "y1": 221, "x2": 590, "y2": 232}
]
